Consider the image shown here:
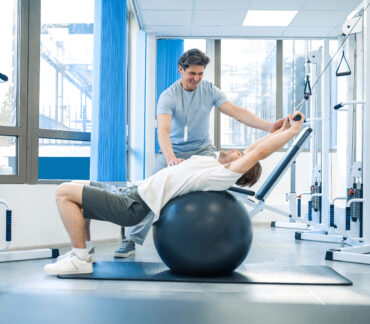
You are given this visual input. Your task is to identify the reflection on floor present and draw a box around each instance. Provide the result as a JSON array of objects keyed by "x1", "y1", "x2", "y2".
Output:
[{"x1": 1, "y1": 224, "x2": 370, "y2": 324}]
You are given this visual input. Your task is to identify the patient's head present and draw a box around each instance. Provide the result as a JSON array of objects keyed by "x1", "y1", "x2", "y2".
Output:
[
  {"x1": 218, "y1": 150, "x2": 262, "y2": 187},
  {"x1": 236, "y1": 162, "x2": 262, "y2": 187},
  {"x1": 218, "y1": 149, "x2": 242, "y2": 163}
]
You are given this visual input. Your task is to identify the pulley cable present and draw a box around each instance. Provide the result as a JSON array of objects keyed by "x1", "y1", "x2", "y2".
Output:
[{"x1": 293, "y1": 2, "x2": 370, "y2": 121}]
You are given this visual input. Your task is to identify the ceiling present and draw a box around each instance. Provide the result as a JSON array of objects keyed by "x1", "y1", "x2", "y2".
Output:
[{"x1": 131, "y1": 0, "x2": 363, "y2": 38}]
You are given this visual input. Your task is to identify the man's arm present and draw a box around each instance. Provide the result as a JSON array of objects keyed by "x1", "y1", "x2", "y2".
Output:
[
  {"x1": 157, "y1": 114, "x2": 184, "y2": 166},
  {"x1": 219, "y1": 101, "x2": 284, "y2": 133},
  {"x1": 243, "y1": 116, "x2": 289, "y2": 153},
  {"x1": 227, "y1": 113, "x2": 304, "y2": 174}
]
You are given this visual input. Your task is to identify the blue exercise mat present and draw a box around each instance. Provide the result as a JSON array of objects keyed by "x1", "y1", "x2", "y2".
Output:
[{"x1": 58, "y1": 261, "x2": 352, "y2": 285}]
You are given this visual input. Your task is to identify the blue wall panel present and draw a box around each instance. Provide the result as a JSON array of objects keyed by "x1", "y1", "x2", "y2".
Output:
[
  {"x1": 91, "y1": 0, "x2": 127, "y2": 182},
  {"x1": 39, "y1": 157, "x2": 90, "y2": 180},
  {"x1": 155, "y1": 39, "x2": 184, "y2": 152}
]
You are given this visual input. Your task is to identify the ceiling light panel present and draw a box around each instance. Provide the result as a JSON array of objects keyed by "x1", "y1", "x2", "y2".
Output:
[{"x1": 243, "y1": 10, "x2": 298, "y2": 26}]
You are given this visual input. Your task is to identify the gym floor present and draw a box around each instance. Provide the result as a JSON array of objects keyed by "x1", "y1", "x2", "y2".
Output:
[{"x1": 1, "y1": 224, "x2": 370, "y2": 324}]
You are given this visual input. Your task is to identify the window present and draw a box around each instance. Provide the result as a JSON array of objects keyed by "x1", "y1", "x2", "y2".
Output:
[
  {"x1": 0, "y1": 0, "x2": 94, "y2": 183},
  {"x1": 0, "y1": 136, "x2": 17, "y2": 175},
  {"x1": 0, "y1": 0, "x2": 18, "y2": 128},
  {"x1": 39, "y1": 0, "x2": 93, "y2": 133},
  {"x1": 283, "y1": 40, "x2": 306, "y2": 117},
  {"x1": 38, "y1": 0, "x2": 94, "y2": 181},
  {"x1": 183, "y1": 39, "x2": 213, "y2": 142},
  {"x1": 181, "y1": 38, "x2": 338, "y2": 150},
  {"x1": 0, "y1": 0, "x2": 21, "y2": 181},
  {"x1": 220, "y1": 39, "x2": 276, "y2": 148},
  {"x1": 184, "y1": 39, "x2": 206, "y2": 53},
  {"x1": 283, "y1": 39, "x2": 337, "y2": 149}
]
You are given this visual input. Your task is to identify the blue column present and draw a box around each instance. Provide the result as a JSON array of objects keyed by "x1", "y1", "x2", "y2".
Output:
[
  {"x1": 91, "y1": 0, "x2": 127, "y2": 181},
  {"x1": 155, "y1": 39, "x2": 184, "y2": 152}
]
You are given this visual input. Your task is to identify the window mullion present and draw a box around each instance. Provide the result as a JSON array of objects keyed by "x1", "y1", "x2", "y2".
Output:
[
  {"x1": 38, "y1": 129, "x2": 91, "y2": 141},
  {"x1": 276, "y1": 40, "x2": 283, "y2": 120},
  {"x1": 26, "y1": 0, "x2": 41, "y2": 184},
  {"x1": 214, "y1": 39, "x2": 221, "y2": 151},
  {"x1": 0, "y1": 126, "x2": 22, "y2": 136}
]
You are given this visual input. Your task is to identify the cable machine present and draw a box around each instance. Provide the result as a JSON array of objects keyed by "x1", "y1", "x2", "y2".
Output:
[
  {"x1": 326, "y1": 0, "x2": 370, "y2": 264},
  {"x1": 271, "y1": 2, "x2": 370, "y2": 253}
]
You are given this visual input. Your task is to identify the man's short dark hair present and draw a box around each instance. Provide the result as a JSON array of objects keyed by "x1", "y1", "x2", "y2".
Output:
[
  {"x1": 236, "y1": 162, "x2": 262, "y2": 187},
  {"x1": 178, "y1": 48, "x2": 210, "y2": 70}
]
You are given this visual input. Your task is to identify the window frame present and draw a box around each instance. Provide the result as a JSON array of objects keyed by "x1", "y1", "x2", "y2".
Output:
[
  {"x1": 0, "y1": 0, "x2": 91, "y2": 184},
  {"x1": 1, "y1": 7, "x2": 341, "y2": 184},
  {"x1": 208, "y1": 38, "x2": 338, "y2": 152}
]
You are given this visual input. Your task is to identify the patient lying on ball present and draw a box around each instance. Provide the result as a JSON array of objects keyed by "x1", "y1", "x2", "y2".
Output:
[{"x1": 44, "y1": 112, "x2": 304, "y2": 275}]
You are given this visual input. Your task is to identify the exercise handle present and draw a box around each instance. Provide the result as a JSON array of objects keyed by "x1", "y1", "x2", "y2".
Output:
[
  {"x1": 334, "y1": 103, "x2": 343, "y2": 110},
  {"x1": 0, "y1": 72, "x2": 9, "y2": 83}
]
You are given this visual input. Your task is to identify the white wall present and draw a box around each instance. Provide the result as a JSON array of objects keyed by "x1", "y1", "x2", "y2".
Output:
[{"x1": 0, "y1": 184, "x2": 120, "y2": 249}]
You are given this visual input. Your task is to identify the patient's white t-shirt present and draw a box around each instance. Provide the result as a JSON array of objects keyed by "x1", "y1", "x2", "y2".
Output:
[{"x1": 137, "y1": 155, "x2": 242, "y2": 216}]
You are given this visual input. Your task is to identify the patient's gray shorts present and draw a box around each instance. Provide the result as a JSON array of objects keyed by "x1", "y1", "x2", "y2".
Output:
[{"x1": 82, "y1": 182, "x2": 151, "y2": 227}]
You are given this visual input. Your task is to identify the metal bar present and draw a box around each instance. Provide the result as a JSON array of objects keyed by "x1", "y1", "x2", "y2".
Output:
[
  {"x1": 364, "y1": 0, "x2": 370, "y2": 243},
  {"x1": 38, "y1": 129, "x2": 91, "y2": 141},
  {"x1": 298, "y1": 233, "x2": 346, "y2": 243},
  {"x1": 262, "y1": 204, "x2": 290, "y2": 217},
  {"x1": 276, "y1": 40, "x2": 283, "y2": 119},
  {"x1": 0, "y1": 127, "x2": 22, "y2": 136},
  {"x1": 206, "y1": 39, "x2": 216, "y2": 146},
  {"x1": 290, "y1": 161, "x2": 296, "y2": 193},
  {"x1": 27, "y1": 0, "x2": 41, "y2": 184},
  {"x1": 17, "y1": 0, "x2": 29, "y2": 182},
  {"x1": 0, "y1": 248, "x2": 57, "y2": 263},
  {"x1": 248, "y1": 200, "x2": 265, "y2": 217},
  {"x1": 214, "y1": 39, "x2": 221, "y2": 151},
  {"x1": 330, "y1": 250, "x2": 370, "y2": 264},
  {"x1": 334, "y1": 245, "x2": 370, "y2": 253},
  {"x1": 272, "y1": 222, "x2": 310, "y2": 230},
  {"x1": 347, "y1": 198, "x2": 364, "y2": 207},
  {"x1": 321, "y1": 40, "x2": 331, "y2": 227}
]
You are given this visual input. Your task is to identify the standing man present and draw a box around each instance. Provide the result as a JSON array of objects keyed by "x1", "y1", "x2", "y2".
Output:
[{"x1": 113, "y1": 48, "x2": 284, "y2": 257}]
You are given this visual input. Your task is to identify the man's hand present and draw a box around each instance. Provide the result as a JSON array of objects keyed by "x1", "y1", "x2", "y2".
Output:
[
  {"x1": 280, "y1": 116, "x2": 291, "y2": 130},
  {"x1": 270, "y1": 118, "x2": 285, "y2": 133},
  {"x1": 167, "y1": 157, "x2": 185, "y2": 167},
  {"x1": 289, "y1": 112, "x2": 304, "y2": 132}
]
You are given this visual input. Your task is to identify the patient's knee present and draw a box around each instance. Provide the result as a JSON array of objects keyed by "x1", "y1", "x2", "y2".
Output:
[{"x1": 56, "y1": 182, "x2": 72, "y2": 202}]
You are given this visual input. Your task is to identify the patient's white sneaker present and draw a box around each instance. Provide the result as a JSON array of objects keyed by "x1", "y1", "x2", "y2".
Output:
[
  {"x1": 44, "y1": 253, "x2": 93, "y2": 275},
  {"x1": 57, "y1": 247, "x2": 96, "y2": 263}
]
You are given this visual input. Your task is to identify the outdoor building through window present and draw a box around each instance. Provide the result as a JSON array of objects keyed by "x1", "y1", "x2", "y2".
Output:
[
  {"x1": 0, "y1": 0, "x2": 18, "y2": 175},
  {"x1": 38, "y1": 0, "x2": 94, "y2": 180}
]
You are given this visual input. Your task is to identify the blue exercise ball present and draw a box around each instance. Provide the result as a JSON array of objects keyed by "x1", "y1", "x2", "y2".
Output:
[{"x1": 153, "y1": 191, "x2": 253, "y2": 276}]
